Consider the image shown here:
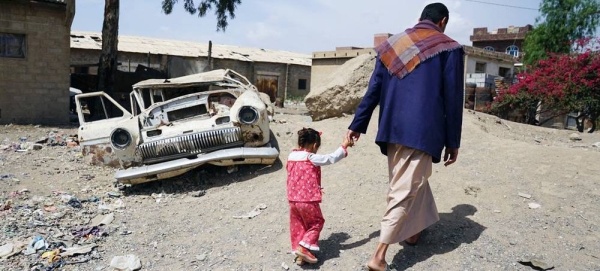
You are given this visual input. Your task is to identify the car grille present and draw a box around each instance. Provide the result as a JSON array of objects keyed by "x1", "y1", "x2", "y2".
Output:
[{"x1": 138, "y1": 127, "x2": 244, "y2": 163}]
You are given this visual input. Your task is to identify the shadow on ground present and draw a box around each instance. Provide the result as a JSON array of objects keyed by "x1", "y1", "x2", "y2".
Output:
[
  {"x1": 300, "y1": 231, "x2": 380, "y2": 269},
  {"x1": 122, "y1": 158, "x2": 284, "y2": 196},
  {"x1": 389, "y1": 204, "x2": 486, "y2": 270}
]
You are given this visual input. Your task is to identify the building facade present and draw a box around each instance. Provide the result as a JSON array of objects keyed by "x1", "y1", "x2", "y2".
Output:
[
  {"x1": 0, "y1": 0, "x2": 75, "y2": 124},
  {"x1": 70, "y1": 32, "x2": 312, "y2": 103},
  {"x1": 470, "y1": 25, "x2": 533, "y2": 58},
  {"x1": 311, "y1": 34, "x2": 516, "y2": 90}
]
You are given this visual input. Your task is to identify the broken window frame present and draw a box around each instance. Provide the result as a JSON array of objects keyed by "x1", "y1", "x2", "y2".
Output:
[{"x1": 0, "y1": 32, "x2": 26, "y2": 58}]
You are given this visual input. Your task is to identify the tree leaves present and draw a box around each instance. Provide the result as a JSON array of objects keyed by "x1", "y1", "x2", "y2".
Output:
[{"x1": 161, "y1": 0, "x2": 242, "y2": 31}]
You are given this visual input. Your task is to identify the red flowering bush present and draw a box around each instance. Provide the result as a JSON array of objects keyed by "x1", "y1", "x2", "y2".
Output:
[{"x1": 492, "y1": 37, "x2": 600, "y2": 129}]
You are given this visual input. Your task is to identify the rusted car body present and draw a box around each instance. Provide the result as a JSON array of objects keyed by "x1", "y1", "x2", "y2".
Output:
[{"x1": 75, "y1": 69, "x2": 278, "y2": 184}]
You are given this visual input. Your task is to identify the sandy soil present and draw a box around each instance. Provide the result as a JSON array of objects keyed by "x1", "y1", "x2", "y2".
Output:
[{"x1": 1, "y1": 110, "x2": 599, "y2": 271}]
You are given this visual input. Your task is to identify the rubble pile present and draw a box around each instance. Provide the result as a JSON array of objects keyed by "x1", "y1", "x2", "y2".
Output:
[
  {"x1": 304, "y1": 54, "x2": 376, "y2": 121},
  {"x1": 0, "y1": 188, "x2": 126, "y2": 270}
]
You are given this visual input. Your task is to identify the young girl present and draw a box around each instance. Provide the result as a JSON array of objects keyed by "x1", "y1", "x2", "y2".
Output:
[{"x1": 286, "y1": 127, "x2": 353, "y2": 265}]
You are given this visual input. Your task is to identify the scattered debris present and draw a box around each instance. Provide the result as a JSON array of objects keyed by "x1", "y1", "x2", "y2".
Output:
[
  {"x1": 518, "y1": 192, "x2": 532, "y2": 199},
  {"x1": 233, "y1": 203, "x2": 268, "y2": 219},
  {"x1": 110, "y1": 254, "x2": 142, "y2": 271},
  {"x1": 569, "y1": 133, "x2": 582, "y2": 141},
  {"x1": 90, "y1": 213, "x2": 115, "y2": 227},
  {"x1": 529, "y1": 203, "x2": 541, "y2": 209},
  {"x1": 227, "y1": 165, "x2": 239, "y2": 174},
  {"x1": 60, "y1": 244, "x2": 97, "y2": 257},
  {"x1": 0, "y1": 243, "x2": 15, "y2": 258},
  {"x1": 282, "y1": 262, "x2": 290, "y2": 270},
  {"x1": 24, "y1": 236, "x2": 48, "y2": 255},
  {"x1": 71, "y1": 226, "x2": 106, "y2": 238},
  {"x1": 191, "y1": 190, "x2": 206, "y2": 198},
  {"x1": 518, "y1": 258, "x2": 554, "y2": 270},
  {"x1": 464, "y1": 186, "x2": 481, "y2": 197},
  {"x1": 120, "y1": 230, "x2": 133, "y2": 236},
  {"x1": 107, "y1": 191, "x2": 122, "y2": 198},
  {"x1": 493, "y1": 210, "x2": 502, "y2": 213}
]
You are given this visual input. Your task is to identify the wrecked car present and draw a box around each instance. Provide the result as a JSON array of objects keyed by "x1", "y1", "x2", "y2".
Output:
[{"x1": 75, "y1": 69, "x2": 279, "y2": 184}]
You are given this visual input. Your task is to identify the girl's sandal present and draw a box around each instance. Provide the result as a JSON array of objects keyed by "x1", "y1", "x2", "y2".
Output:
[{"x1": 294, "y1": 256, "x2": 305, "y2": 266}]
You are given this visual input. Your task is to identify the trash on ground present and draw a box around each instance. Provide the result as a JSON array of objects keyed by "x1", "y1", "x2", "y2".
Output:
[
  {"x1": 90, "y1": 213, "x2": 114, "y2": 227},
  {"x1": 233, "y1": 203, "x2": 268, "y2": 219},
  {"x1": 110, "y1": 254, "x2": 142, "y2": 271},
  {"x1": 60, "y1": 244, "x2": 97, "y2": 257}
]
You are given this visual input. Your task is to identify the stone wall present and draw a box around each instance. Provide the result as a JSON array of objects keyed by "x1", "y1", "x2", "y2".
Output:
[{"x1": 0, "y1": 1, "x2": 73, "y2": 124}]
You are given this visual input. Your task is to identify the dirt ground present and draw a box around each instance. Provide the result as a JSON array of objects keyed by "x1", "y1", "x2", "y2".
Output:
[{"x1": 1, "y1": 110, "x2": 600, "y2": 271}]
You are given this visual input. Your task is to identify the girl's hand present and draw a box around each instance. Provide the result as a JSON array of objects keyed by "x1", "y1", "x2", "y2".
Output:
[{"x1": 342, "y1": 137, "x2": 354, "y2": 148}]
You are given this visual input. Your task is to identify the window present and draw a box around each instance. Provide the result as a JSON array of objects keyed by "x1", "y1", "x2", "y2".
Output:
[
  {"x1": 475, "y1": 62, "x2": 487, "y2": 73},
  {"x1": 506, "y1": 45, "x2": 519, "y2": 57},
  {"x1": 499, "y1": 67, "x2": 511, "y2": 77},
  {"x1": 298, "y1": 79, "x2": 307, "y2": 90},
  {"x1": 0, "y1": 33, "x2": 26, "y2": 58},
  {"x1": 484, "y1": 46, "x2": 495, "y2": 51}
]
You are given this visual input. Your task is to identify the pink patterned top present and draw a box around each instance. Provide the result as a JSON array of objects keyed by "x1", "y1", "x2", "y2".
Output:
[{"x1": 286, "y1": 146, "x2": 348, "y2": 202}]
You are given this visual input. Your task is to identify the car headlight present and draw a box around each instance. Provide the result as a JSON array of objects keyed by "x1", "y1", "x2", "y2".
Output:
[
  {"x1": 238, "y1": 106, "x2": 259, "y2": 125},
  {"x1": 110, "y1": 128, "x2": 132, "y2": 149}
]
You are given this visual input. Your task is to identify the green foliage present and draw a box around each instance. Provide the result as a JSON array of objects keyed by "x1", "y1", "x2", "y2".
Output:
[
  {"x1": 523, "y1": 0, "x2": 600, "y2": 65},
  {"x1": 161, "y1": 0, "x2": 242, "y2": 31}
]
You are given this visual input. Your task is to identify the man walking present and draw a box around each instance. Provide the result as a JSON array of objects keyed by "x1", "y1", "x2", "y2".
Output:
[{"x1": 345, "y1": 3, "x2": 464, "y2": 270}]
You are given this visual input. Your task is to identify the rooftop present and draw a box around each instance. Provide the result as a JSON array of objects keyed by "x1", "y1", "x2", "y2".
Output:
[
  {"x1": 70, "y1": 31, "x2": 311, "y2": 67},
  {"x1": 312, "y1": 45, "x2": 516, "y2": 63}
]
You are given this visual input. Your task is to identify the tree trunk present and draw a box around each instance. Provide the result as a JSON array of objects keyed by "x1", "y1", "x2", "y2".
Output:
[{"x1": 97, "y1": 0, "x2": 119, "y2": 105}]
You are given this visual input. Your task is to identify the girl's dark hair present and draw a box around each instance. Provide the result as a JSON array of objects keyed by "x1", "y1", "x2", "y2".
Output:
[{"x1": 298, "y1": 127, "x2": 321, "y2": 148}]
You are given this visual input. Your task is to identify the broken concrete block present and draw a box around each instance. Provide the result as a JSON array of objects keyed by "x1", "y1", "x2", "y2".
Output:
[{"x1": 305, "y1": 54, "x2": 376, "y2": 121}]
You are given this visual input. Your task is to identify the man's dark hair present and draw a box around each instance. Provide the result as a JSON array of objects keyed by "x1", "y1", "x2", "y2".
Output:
[{"x1": 420, "y1": 3, "x2": 449, "y2": 24}]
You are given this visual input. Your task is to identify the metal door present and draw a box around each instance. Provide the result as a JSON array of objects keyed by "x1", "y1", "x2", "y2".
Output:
[{"x1": 256, "y1": 75, "x2": 278, "y2": 102}]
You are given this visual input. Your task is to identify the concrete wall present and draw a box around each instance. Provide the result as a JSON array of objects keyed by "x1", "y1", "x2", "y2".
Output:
[
  {"x1": 71, "y1": 49, "x2": 164, "y2": 75},
  {"x1": 0, "y1": 1, "x2": 73, "y2": 124},
  {"x1": 466, "y1": 55, "x2": 514, "y2": 77},
  {"x1": 70, "y1": 50, "x2": 312, "y2": 100}
]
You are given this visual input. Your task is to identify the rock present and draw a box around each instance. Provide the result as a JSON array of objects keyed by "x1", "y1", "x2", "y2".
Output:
[
  {"x1": 0, "y1": 243, "x2": 14, "y2": 258},
  {"x1": 32, "y1": 143, "x2": 43, "y2": 150},
  {"x1": 110, "y1": 254, "x2": 142, "y2": 271},
  {"x1": 569, "y1": 133, "x2": 582, "y2": 141},
  {"x1": 528, "y1": 203, "x2": 541, "y2": 209},
  {"x1": 191, "y1": 190, "x2": 206, "y2": 198},
  {"x1": 281, "y1": 262, "x2": 290, "y2": 270},
  {"x1": 593, "y1": 142, "x2": 600, "y2": 148},
  {"x1": 518, "y1": 192, "x2": 532, "y2": 199},
  {"x1": 196, "y1": 254, "x2": 207, "y2": 261},
  {"x1": 305, "y1": 54, "x2": 376, "y2": 121},
  {"x1": 518, "y1": 258, "x2": 554, "y2": 270}
]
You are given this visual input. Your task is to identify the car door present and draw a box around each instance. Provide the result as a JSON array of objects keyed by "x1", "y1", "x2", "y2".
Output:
[{"x1": 75, "y1": 92, "x2": 140, "y2": 168}]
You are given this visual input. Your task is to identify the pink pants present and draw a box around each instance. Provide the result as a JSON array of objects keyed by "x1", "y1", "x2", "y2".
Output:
[{"x1": 289, "y1": 201, "x2": 324, "y2": 251}]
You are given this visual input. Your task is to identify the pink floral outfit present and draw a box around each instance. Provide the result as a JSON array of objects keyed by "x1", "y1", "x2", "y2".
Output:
[{"x1": 286, "y1": 146, "x2": 348, "y2": 252}]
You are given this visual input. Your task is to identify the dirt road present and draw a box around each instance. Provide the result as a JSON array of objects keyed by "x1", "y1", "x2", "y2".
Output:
[{"x1": 1, "y1": 110, "x2": 599, "y2": 270}]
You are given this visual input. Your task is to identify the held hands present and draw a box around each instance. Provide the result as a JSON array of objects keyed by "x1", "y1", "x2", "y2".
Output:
[
  {"x1": 342, "y1": 137, "x2": 354, "y2": 148},
  {"x1": 444, "y1": 148, "x2": 459, "y2": 167}
]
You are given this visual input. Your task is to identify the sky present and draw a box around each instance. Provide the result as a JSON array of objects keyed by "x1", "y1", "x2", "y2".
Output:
[{"x1": 72, "y1": 0, "x2": 543, "y2": 54}]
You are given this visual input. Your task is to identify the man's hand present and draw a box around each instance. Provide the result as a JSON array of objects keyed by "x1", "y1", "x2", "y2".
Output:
[
  {"x1": 345, "y1": 130, "x2": 361, "y2": 144},
  {"x1": 443, "y1": 148, "x2": 459, "y2": 167}
]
